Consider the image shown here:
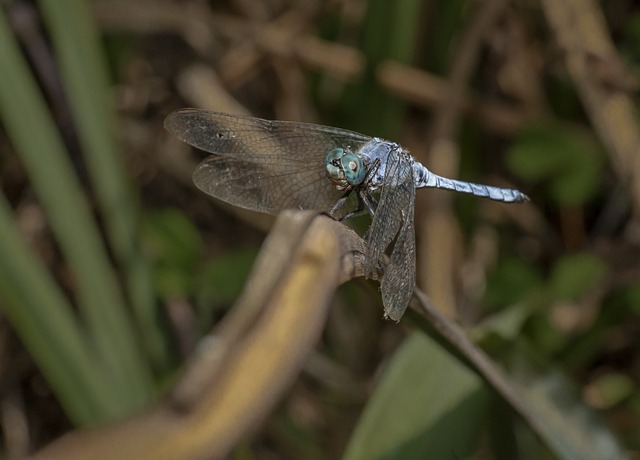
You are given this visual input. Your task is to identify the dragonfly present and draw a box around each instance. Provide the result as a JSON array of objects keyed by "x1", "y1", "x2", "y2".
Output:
[{"x1": 165, "y1": 109, "x2": 528, "y2": 321}]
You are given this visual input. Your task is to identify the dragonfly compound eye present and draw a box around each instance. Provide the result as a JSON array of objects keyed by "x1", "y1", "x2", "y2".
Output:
[
  {"x1": 341, "y1": 153, "x2": 365, "y2": 185},
  {"x1": 324, "y1": 148, "x2": 344, "y2": 167},
  {"x1": 325, "y1": 148, "x2": 350, "y2": 190}
]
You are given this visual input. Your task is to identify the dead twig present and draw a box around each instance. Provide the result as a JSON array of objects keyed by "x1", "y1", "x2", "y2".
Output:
[{"x1": 33, "y1": 211, "x2": 370, "y2": 460}]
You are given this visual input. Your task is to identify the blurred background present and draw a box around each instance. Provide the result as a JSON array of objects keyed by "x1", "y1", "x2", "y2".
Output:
[{"x1": 0, "y1": 0, "x2": 639, "y2": 458}]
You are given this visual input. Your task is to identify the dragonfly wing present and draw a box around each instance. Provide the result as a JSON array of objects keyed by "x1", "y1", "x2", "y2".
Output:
[
  {"x1": 193, "y1": 155, "x2": 348, "y2": 215},
  {"x1": 365, "y1": 150, "x2": 401, "y2": 277},
  {"x1": 364, "y1": 148, "x2": 417, "y2": 319},
  {"x1": 166, "y1": 109, "x2": 371, "y2": 215},
  {"x1": 381, "y1": 194, "x2": 416, "y2": 321}
]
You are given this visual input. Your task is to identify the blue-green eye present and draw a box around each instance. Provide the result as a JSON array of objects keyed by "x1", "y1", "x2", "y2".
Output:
[
  {"x1": 341, "y1": 153, "x2": 365, "y2": 185},
  {"x1": 324, "y1": 148, "x2": 344, "y2": 167}
]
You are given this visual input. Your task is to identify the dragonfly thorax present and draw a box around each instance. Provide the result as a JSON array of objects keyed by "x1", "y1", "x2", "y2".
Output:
[
  {"x1": 324, "y1": 147, "x2": 366, "y2": 191},
  {"x1": 356, "y1": 140, "x2": 407, "y2": 190}
]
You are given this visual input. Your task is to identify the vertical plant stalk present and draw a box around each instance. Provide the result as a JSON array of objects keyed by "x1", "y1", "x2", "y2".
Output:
[
  {"x1": 0, "y1": 193, "x2": 118, "y2": 424},
  {"x1": 0, "y1": 6, "x2": 151, "y2": 415},
  {"x1": 38, "y1": 0, "x2": 168, "y2": 370}
]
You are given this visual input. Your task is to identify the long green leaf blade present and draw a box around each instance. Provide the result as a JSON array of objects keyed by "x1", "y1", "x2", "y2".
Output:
[
  {"x1": 344, "y1": 333, "x2": 488, "y2": 460},
  {"x1": 0, "y1": 6, "x2": 151, "y2": 417},
  {"x1": 38, "y1": 0, "x2": 167, "y2": 370},
  {"x1": 0, "y1": 192, "x2": 120, "y2": 424}
]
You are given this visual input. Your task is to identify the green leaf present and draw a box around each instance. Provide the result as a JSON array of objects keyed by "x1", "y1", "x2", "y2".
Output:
[
  {"x1": 483, "y1": 257, "x2": 543, "y2": 310},
  {"x1": 618, "y1": 284, "x2": 640, "y2": 314},
  {"x1": 548, "y1": 253, "x2": 608, "y2": 301},
  {"x1": 0, "y1": 5, "x2": 151, "y2": 419},
  {"x1": 507, "y1": 127, "x2": 570, "y2": 180},
  {"x1": 472, "y1": 302, "x2": 532, "y2": 343},
  {"x1": 343, "y1": 334, "x2": 488, "y2": 460},
  {"x1": 194, "y1": 249, "x2": 257, "y2": 330},
  {"x1": 0, "y1": 194, "x2": 116, "y2": 424},
  {"x1": 549, "y1": 150, "x2": 601, "y2": 205},
  {"x1": 507, "y1": 121, "x2": 604, "y2": 206},
  {"x1": 142, "y1": 209, "x2": 202, "y2": 271},
  {"x1": 621, "y1": 13, "x2": 640, "y2": 59},
  {"x1": 588, "y1": 373, "x2": 635, "y2": 409},
  {"x1": 142, "y1": 209, "x2": 203, "y2": 299}
]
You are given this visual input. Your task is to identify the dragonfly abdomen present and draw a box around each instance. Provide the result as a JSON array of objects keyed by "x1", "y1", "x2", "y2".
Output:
[{"x1": 413, "y1": 162, "x2": 529, "y2": 203}]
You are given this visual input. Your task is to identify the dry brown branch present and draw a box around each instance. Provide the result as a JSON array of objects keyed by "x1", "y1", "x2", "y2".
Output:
[
  {"x1": 31, "y1": 209, "x2": 559, "y2": 458},
  {"x1": 34, "y1": 211, "x2": 370, "y2": 460}
]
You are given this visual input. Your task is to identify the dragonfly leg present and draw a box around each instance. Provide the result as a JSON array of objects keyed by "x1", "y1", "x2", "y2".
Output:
[
  {"x1": 362, "y1": 192, "x2": 378, "y2": 216},
  {"x1": 339, "y1": 196, "x2": 364, "y2": 221},
  {"x1": 338, "y1": 190, "x2": 378, "y2": 221},
  {"x1": 359, "y1": 158, "x2": 380, "y2": 216},
  {"x1": 364, "y1": 158, "x2": 381, "y2": 183},
  {"x1": 329, "y1": 189, "x2": 354, "y2": 219}
]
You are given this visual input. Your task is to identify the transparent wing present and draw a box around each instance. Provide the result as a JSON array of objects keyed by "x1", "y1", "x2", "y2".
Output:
[
  {"x1": 364, "y1": 148, "x2": 416, "y2": 319},
  {"x1": 165, "y1": 109, "x2": 372, "y2": 216},
  {"x1": 381, "y1": 197, "x2": 415, "y2": 321}
]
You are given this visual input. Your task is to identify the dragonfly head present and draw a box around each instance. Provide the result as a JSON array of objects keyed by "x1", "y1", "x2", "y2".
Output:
[{"x1": 324, "y1": 148, "x2": 366, "y2": 191}]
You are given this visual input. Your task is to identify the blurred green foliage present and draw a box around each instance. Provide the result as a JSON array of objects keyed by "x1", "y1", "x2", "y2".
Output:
[
  {"x1": 507, "y1": 121, "x2": 605, "y2": 206},
  {"x1": 344, "y1": 334, "x2": 489, "y2": 460},
  {"x1": 142, "y1": 209, "x2": 204, "y2": 300},
  {"x1": 193, "y1": 248, "x2": 257, "y2": 332}
]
